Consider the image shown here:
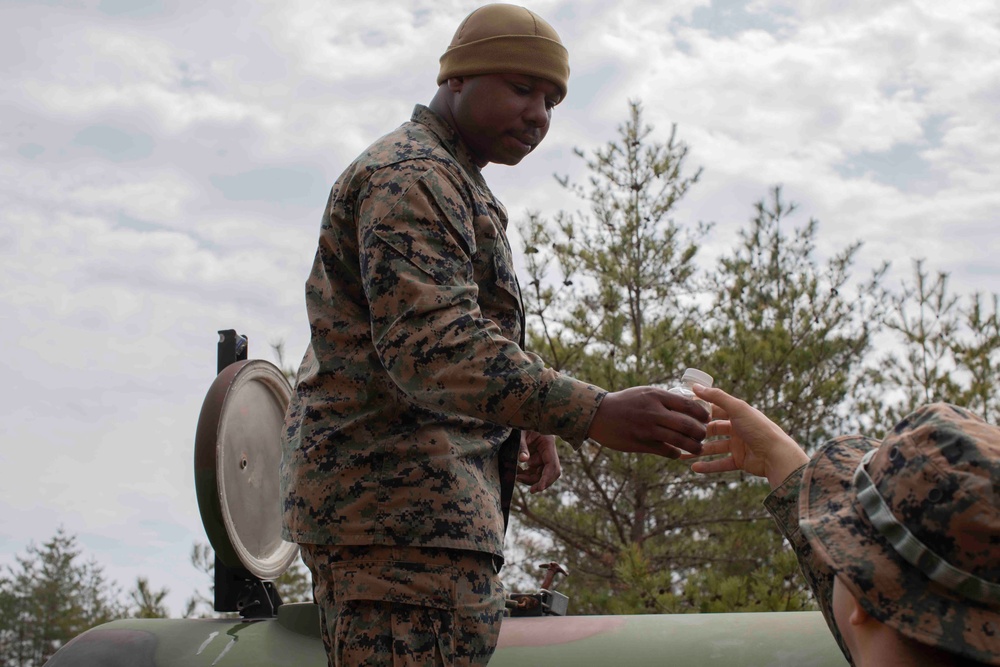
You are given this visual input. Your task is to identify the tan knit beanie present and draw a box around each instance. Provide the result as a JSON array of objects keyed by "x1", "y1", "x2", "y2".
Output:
[{"x1": 438, "y1": 3, "x2": 569, "y2": 99}]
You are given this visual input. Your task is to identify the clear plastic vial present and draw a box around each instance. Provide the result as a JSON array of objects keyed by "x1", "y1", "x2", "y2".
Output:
[{"x1": 667, "y1": 368, "x2": 714, "y2": 413}]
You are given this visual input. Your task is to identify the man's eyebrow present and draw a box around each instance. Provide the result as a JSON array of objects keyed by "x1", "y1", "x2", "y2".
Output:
[
  {"x1": 527, "y1": 75, "x2": 562, "y2": 95},
  {"x1": 504, "y1": 73, "x2": 562, "y2": 103}
]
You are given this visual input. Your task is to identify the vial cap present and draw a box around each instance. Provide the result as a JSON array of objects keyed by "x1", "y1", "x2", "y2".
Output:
[{"x1": 682, "y1": 368, "x2": 713, "y2": 387}]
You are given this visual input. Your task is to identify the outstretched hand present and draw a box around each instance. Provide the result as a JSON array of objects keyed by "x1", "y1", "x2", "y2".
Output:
[
  {"x1": 516, "y1": 430, "x2": 561, "y2": 493},
  {"x1": 687, "y1": 385, "x2": 808, "y2": 489},
  {"x1": 587, "y1": 387, "x2": 709, "y2": 459}
]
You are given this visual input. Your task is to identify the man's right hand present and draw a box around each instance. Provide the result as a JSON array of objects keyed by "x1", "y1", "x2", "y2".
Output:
[
  {"x1": 688, "y1": 385, "x2": 809, "y2": 488},
  {"x1": 586, "y1": 386, "x2": 708, "y2": 458}
]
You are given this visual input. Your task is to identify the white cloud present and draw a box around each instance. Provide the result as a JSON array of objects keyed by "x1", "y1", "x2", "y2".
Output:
[
  {"x1": 2, "y1": 0, "x2": 998, "y2": 620},
  {"x1": 256, "y1": 0, "x2": 478, "y2": 101}
]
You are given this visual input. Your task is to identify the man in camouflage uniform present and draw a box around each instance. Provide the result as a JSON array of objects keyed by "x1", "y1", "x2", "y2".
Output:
[
  {"x1": 280, "y1": 4, "x2": 709, "y2": 666},
  {"x1": 692, "y1": 387, "x2": 999, "y2": 666}
]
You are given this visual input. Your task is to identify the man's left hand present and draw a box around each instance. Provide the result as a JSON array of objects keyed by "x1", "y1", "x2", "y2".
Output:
[{"x1": 516, "y1": 430, "x2": 561, "y2": 493}]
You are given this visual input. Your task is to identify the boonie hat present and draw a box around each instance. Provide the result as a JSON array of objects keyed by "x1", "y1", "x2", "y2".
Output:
[{"x1": 800, "y1": 403, "x2": 1000, "y2": 665}]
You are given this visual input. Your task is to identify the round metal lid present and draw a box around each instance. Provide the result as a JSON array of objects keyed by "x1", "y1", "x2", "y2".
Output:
[{"x1": 194, "y1": 359, "x2": 298, "y2": 580}]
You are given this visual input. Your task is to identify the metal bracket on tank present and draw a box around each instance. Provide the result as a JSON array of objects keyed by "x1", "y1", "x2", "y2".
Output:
[
  {"x1": 506, "y1": 561, "x2": 570, "y2": 617},
  {"x1": 215, "y1": 330, "x2": 278, "y2": 619},
  {"x1": 195, "y1": 329, "x2": 297, "y2": 620},
  {"x1": 234, "y1": 578, "x2": 283, "y2": 620}
]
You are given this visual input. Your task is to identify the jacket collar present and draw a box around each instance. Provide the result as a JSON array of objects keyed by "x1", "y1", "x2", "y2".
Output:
[{"x1": 409, "y1": 104, "x2": 489, "y2": 191}]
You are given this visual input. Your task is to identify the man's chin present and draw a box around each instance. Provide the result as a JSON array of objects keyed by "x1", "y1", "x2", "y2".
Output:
[{"x1": 490, "y1": 153, "x2": 528, "y2": 167}]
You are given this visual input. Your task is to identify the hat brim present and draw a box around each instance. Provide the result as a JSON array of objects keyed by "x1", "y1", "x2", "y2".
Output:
[{"x1": 800, "y1": 435, "x2": 1000, "y2": 665}]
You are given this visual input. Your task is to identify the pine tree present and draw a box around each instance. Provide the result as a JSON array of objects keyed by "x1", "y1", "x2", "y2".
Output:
[
  {"x1": 0, "y1": 528, "x2": 127, "y2": 665},
  {"x1": 849, "y1": 259, "x2": 1000, "y2": 433},
  {"x1": 129, "y1": 577, "x2": 169, "y2": 619},
  {"x1": 677, "y1": 187, "x2": 887, "y2": 610},
  {"x1": 703, "y1": 187, "x2": 888, "y2": 444},
  {"x1": 512, "y1": 100, "x2": 710, "y2": 613},
  {"x1": 510, "y1": 104, "x2": 886, "y2": 614}
]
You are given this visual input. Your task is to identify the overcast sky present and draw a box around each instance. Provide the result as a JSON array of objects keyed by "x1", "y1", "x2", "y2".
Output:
[{"x1": 2, "y1": 0, "x2": 998, "y2": 616}]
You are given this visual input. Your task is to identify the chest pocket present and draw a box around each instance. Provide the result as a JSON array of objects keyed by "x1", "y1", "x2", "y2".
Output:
[{"x1": 471, "y1": 202, "x2": 522, "y2": 342}]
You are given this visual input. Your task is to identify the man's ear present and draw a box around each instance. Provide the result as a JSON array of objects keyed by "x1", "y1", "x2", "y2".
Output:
[
  {"x1": 848, "y1": 596, "x2": 871, "y2": 627},
  {"x1": 447, "y1": 76, "x2": 465, "y2": 92}
]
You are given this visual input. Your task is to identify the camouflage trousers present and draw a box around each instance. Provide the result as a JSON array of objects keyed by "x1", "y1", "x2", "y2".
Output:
[{"x1": 300, "y1": 544, "x2": 506, "y2": 667}]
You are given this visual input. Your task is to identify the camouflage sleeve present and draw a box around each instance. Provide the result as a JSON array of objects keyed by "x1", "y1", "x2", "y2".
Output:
[
  {"x1": 358, "y1": 161, "x2": 603, "y2": 445},
  {"x1": 763, "y1": 464, "x2": 855, "y2": 665}
]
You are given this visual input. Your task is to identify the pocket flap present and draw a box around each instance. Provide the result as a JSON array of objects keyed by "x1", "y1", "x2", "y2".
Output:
[{"x1": 332, "y1": 560, "x2": 457, "y2": 610}]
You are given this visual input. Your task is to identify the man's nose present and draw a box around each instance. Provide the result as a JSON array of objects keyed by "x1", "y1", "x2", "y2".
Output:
[{"x1": 524, "y1": 94, "x2": 550, "y2": 127}]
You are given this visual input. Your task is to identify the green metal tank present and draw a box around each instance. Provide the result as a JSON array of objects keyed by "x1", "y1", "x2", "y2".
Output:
[
  {"x1": 42, "y1": 331, "x2": 846, "y2": 666},
  {"x1": 44, "y1": 603, "x2": 845, "y2": 666}
]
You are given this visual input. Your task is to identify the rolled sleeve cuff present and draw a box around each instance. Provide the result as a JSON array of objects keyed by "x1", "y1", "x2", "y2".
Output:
[
  {"x1": 523, "y1": 370, "x2": 606, "y2": 449},
  {"x1": 763, "y1": 464, "x2": 808, "y2": 546}
]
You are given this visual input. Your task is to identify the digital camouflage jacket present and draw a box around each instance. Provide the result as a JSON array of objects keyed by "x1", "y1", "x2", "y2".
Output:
[
  {"x1": 281, "y1": 105, "x2": 605, "y2": 558},
  {"x1": 764, "y1": 467, "x2": 853, "y2": 664}
]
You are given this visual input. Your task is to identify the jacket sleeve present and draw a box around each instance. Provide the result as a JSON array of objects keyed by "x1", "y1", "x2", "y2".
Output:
[
  {"x1": 358, "y1": 161, "x2": 604, "y2": 446},
  {"x1": 763, "y1": 465, "x2": 855, "y2": 666}
]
